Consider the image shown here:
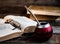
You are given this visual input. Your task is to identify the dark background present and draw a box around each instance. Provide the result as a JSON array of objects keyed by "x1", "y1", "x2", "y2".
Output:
[
  {"x1": 0, "y1": 0, "x2": 60, "y2": 18},
  {"x1": 0, "y1": 0, "x2": 60, "y2": 7}
]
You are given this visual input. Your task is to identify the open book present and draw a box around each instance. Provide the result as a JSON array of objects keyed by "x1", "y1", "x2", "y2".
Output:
[{"x1": 0, "y1": 15, "x2": 37, "y2": 42}]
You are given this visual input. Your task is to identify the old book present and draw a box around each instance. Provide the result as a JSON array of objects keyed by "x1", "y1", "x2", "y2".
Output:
[
  {"x1": 27, "y1": 5, "x2": 60, "y2": 16},
  {"x1": 0, "y1": 15, "x2": 37, "y2": 42},
  {"x1": 4, "y1": 15, "x2": 37, "y2": 33},
  {"x1": 27, "y1": 5, "x2": 60, "y2": 20}
]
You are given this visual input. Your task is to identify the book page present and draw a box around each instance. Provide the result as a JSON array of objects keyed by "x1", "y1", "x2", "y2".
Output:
[
  {"x1": 0, "y1": 20, "x2": 21, "y2": 38},
  {"x1": 4, "y1": 15, "x2": 37, "y2": 33}
]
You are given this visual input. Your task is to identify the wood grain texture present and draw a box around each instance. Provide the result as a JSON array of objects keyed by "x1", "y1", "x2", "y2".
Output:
[{"x1": 0, "y1": 33, "x2": 60, "y2": 44}]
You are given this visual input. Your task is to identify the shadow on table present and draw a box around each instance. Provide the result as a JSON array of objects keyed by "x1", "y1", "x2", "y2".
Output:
[{"x1": 0, "y1": 33, "x2": 52, "y2": 44}]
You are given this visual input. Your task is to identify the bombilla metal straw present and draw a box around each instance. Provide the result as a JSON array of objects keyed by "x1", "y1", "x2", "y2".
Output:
[{"x1": 24, "y1": 5, "x2": 40, "y2": 25}]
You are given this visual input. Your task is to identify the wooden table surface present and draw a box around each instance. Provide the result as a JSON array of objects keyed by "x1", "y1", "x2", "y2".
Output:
[
  {"x1": 0, "y1": 33, "x2": 60, "y2": 44},
  {"x1": 0, "y1": 21, "x2": 60, "y2": 44}
]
